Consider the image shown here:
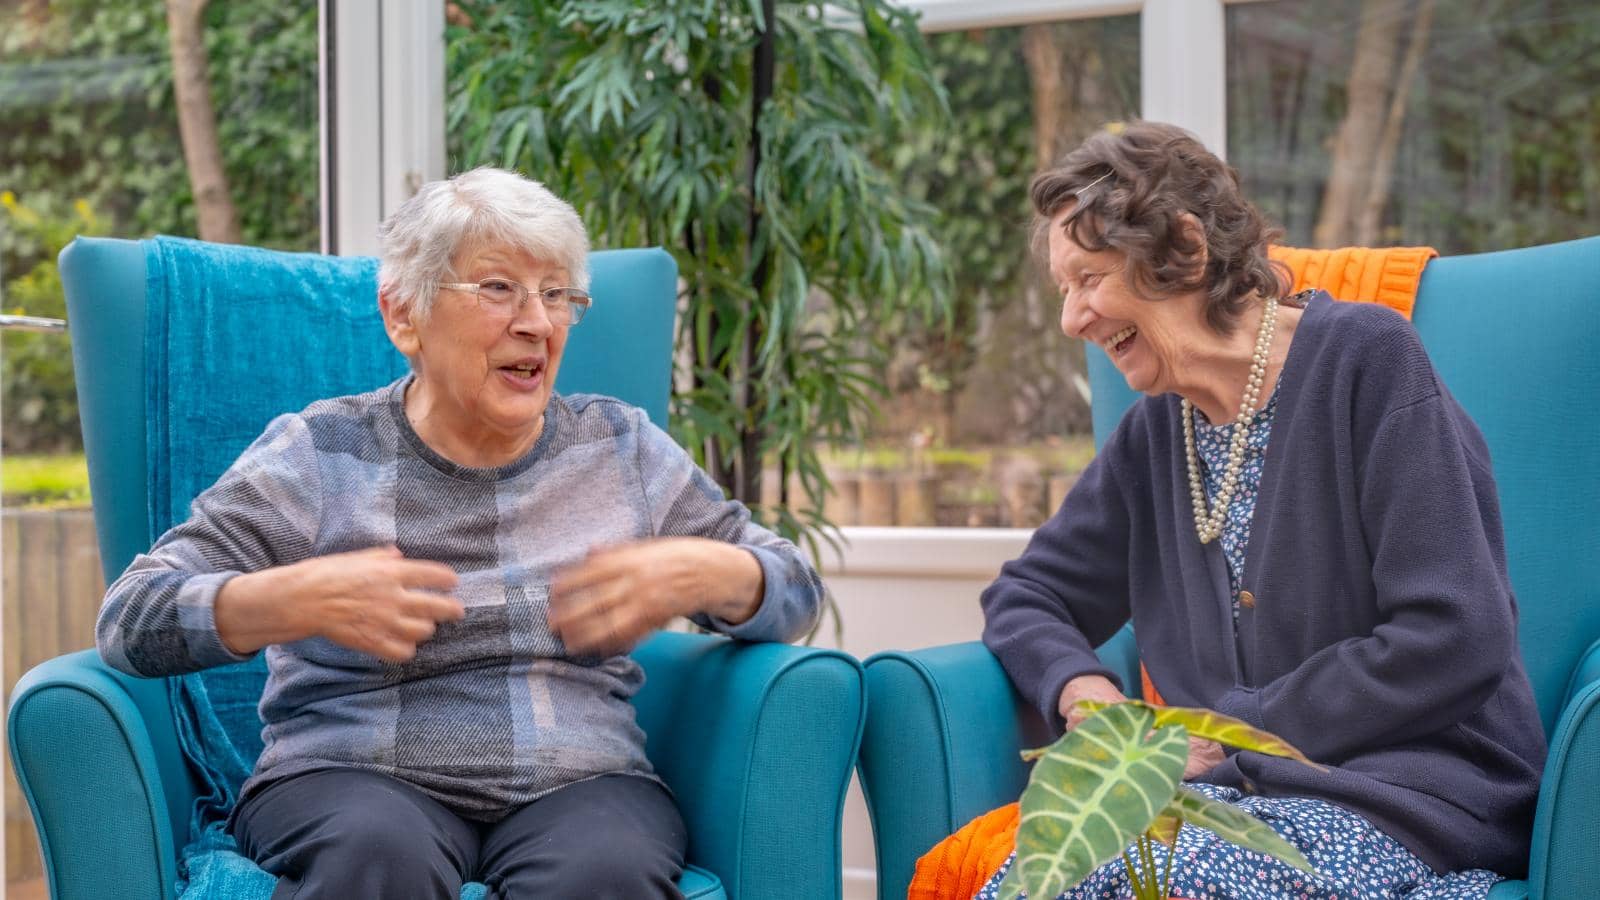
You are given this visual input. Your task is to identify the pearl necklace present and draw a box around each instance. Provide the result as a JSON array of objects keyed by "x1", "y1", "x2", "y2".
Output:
[{"x1": 1182, "y1": 296, "x2": 1279, "y2": 544}]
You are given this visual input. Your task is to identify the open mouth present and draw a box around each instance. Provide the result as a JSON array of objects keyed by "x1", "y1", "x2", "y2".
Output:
[
  {"x1": 498, "y1": 358, "x2": 546, "y2": 387},
  {"x1": 1100, "y1": 325, "x2": 1137, "y2": 357}
]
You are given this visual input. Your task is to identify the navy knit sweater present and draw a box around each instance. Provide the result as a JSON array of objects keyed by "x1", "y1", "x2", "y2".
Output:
[{"x1": 981, "y1": 293, "x2": 1545, "y2": 876}]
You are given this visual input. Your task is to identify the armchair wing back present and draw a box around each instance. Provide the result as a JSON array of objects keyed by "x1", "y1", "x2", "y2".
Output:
[
  {"x1": 9, "y1": 236, "x2": 865, "y2": 900},
  {"x1": 860, "y1": 234, "x2": 1600, "y2": 900}
]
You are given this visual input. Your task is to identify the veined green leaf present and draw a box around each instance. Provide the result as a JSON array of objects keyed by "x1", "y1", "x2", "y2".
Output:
[
  {"x1": 1165, "y1": 787, "x2": 1316, "y2": 874},
  {"x1": 1146, "y1": 813, "x2": 1182, "y2": 847},
  {"x1": 1012, "y1": 704, "x2": 1187, "y2": 900},
  {"x1": 1075, "y1": 700, "x2": 1324, "y2": 770}
]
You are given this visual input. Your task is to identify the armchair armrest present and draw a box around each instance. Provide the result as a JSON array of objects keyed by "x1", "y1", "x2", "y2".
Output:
[
  {"x1": 858, "y1": 642, "x2": 1046, "y2": 900},
  {"x1": 1526, "y1": 639, "x2": 1600, "y2": 900},
  {"x1": 8, "y1": 650, "x2": 197, "y2": 900},
  {"x1": 857, "y1": 628, "x2": 1138, "y2": 900},
  {"x1": 632, "y1": 631, "x2": 865, "y2": 900}
]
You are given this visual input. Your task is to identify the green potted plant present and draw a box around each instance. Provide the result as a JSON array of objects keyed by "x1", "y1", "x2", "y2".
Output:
[{"x1": 1000, "y1": 699, "x2": 1323, "y2": 900}]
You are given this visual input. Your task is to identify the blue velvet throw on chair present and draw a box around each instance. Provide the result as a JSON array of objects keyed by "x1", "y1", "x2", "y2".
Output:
[{"x1": 145, "y1": 236, "x2": 475, "y2": 898}]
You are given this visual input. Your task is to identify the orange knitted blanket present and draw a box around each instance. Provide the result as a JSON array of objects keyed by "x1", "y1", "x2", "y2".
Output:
[
  {"x1": 906, "y1": 244, "x2": 1437, "y2": 900},
  {"x1": 1267, "y1": 244, "x2": 1436, "y2": 321}
]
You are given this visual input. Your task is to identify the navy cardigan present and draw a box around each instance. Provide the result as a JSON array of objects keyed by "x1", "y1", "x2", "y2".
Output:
[{"x1": 981, "y1": 293, "x2": 1545, "y2": 876}]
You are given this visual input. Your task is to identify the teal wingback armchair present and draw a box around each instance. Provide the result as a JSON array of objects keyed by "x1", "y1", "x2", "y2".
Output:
[
  {"x1": 858, "y1": 235, "x2": 1600, "y2": 900},
  {"x1": 7, "y1": 236, "x2": 866, "y2": 900}
]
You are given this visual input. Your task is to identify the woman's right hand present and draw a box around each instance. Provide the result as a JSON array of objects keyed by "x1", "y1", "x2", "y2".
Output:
[
  {"x1": 1057, "y1": 673, "x2": 1128, "y2": 730},
  {"x1": 215, "y1": 545, "x2": 463, "y2": 662}
]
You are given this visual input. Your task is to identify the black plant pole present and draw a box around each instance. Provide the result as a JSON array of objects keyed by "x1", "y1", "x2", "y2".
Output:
[{"x1": 736, "y1": 0, "x2": 777, "y2": 506}]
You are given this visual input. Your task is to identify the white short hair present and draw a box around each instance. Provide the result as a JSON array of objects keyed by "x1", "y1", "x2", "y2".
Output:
[{"x1": 378, "y1": 167, "x2": 590, "y2": 319}]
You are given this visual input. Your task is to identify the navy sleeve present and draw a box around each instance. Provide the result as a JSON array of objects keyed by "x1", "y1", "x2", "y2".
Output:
[{"x1": 981, "y1": 435, "x2": 1134, "y2": 733}]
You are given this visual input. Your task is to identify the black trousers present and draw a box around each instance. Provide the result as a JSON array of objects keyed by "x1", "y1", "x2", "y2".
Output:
[{"x1": 231, "y1": 769, "x2": 687, "y2": 900}]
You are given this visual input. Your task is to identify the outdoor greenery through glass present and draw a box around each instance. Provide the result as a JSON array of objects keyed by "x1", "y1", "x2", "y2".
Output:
[{"x1": 446, "y1": 0, "x2": 952, "y2": 575}]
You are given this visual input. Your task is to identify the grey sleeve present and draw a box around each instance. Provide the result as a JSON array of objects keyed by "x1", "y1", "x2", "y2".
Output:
[
  {"x1": 634, "y1": 411, "x2": 824, "y2": 643},
  {"x1": 96, "y1": 414, "x2": 324, "y2": 676}
]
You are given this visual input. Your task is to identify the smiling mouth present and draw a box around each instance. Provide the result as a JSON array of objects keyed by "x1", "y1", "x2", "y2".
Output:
[
  {"x1": 499, "y1": 360, "x2": 546, "y2": 383},
  {"x1": 1100, "y1": 325, "x2": 1137, "y2": 356}
]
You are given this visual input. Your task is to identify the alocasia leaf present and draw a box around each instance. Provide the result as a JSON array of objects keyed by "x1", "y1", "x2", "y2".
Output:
[
  {"x1": 1165, "y1": 787, "x2": 1315, "y2": 874},
  {"x1": 999, "y1": 704, "x2": 1188, "y2": 900},
  {"x1": 1075, "y1": 699, "x2": 1325, "y2": 770}
]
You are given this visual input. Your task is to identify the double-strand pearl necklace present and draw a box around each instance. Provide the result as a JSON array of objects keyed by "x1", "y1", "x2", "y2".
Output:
[{"x1": 1182, "y1": 296, "x2": 1279, "y2": 544}]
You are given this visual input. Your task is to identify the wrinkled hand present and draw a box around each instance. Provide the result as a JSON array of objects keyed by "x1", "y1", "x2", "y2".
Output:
[
  {"x1": 549, "y1": 538, "x2": 761, "y2": 657},
  {"x1": 1184, "y1": 737, "x2": 1226, "y2": 780},
  {"x1": 292, "y1": 545, "x2": 462, "y2": 662},
  {"x1": 1057, "y1": 673, "x2": 1128, "y2": 731}
]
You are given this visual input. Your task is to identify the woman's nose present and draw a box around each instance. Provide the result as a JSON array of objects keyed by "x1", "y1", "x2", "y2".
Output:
[
  {"x1": 1060, "y1": 291, "x2": 1092, "y2": 339},
  {"x1": 509, "y1": 296, "x2": 554, "y2": 338}
]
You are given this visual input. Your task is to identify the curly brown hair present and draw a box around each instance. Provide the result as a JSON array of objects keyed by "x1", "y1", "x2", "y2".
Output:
[{"x1": 1030, "y1": 121, "x2": 1289, "y2": 335}]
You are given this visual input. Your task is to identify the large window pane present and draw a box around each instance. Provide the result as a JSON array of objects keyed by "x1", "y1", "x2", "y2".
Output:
[
  {"x1": 1, "y1": 1, "x2": 319, "y2": 890},
  {"x1": 1227, "y1": 0, "x2": 1600, "y2": 253},
  {"x1": 846, "y1": 15, "x2": 1139, "y2": 528}
]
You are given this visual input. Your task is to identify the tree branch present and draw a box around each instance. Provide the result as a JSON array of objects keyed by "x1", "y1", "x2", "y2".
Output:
[{"x1": 166, "y1": 0, "x2": 241, "y2": 243}]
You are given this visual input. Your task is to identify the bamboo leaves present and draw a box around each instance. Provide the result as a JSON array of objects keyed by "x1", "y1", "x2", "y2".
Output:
[{"x1": 447, "y1": 0, "x2": 949, "y2": 561}]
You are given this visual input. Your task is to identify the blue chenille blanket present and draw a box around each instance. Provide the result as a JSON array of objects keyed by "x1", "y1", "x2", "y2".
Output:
[{"x1": 142, "y1": 236, "x2": 485, "y2": 899}]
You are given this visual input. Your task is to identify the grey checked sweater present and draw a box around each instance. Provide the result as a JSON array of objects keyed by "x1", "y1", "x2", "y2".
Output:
[{"x1": 97, "y1": 378, "x2": 825, "y2": 819}]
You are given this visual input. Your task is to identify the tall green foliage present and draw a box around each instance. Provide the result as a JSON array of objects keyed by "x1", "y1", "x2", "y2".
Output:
[
  {"x1": 447, "y1": 1, "x2": 951, "y2": 549},
  {"x1": 1, "y1": 193, "x2": 107, "y2": 452},
  {"x1": 0, "y1": 0, "x2": 319, "y2": 451}
]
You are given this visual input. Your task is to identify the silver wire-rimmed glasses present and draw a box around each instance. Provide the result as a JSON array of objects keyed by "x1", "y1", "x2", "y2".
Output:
[{"x1": 438, "y1": 278, "x2": 592, "y2": 326}]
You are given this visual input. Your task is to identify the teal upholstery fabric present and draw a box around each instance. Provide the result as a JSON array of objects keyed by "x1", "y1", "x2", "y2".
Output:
[
  {"x1": 10, "y1": 235, "x2": 864, "y2": 900},
  {"x1": 143, "y1": 236, "x2": 407, "y2": 537},
  {"x1": 860, "y1": 235, "x2": 1600, "y2": 900}
]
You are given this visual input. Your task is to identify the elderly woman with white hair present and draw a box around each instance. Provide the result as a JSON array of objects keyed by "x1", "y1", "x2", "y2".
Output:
[{"x1": 94, "y1": 167, "x2": 824, "y2": 899}]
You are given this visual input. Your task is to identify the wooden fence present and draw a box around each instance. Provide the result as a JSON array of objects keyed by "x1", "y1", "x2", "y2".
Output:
[{"x1": 2, "y1": 507, "x2": 105, "y2": 884}]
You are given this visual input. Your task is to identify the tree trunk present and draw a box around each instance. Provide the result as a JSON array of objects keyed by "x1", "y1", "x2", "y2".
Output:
[
  {"x1": 1356, "y1": 0, "x2": 1435, "y2": 246},
  {"x1": 166, "y1": 0, "x2": 241, "y2": 244},
  {"x1": 1021, "y1": 24, "x2": 1064, "y2": 172},
  {"x1": 1313, "y1": 0, "x2": 1405, "y2": 248},
  {"x1": 734, "y1": 0, "x2": 777, "y2": 506}
]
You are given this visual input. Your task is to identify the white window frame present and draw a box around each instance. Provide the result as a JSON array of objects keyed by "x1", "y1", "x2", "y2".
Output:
[
  {"x1": 901, "y1": 0, "x2": 1276, "y2": 161},
  {"x1": 319, "y1": 0, "x2": 445, "y2": 257}
]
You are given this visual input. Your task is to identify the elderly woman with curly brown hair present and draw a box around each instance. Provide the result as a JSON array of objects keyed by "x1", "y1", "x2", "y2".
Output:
[{"x1": 977, "y1": 122, "x2": 1545, "y2": 899}]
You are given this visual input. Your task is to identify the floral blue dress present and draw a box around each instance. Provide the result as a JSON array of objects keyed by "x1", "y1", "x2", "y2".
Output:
[{"x1": 974, "y1": 384, "x2": 1505, "y2": 900}]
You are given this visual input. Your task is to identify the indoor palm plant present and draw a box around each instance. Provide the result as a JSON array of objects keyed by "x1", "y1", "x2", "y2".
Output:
[{"x1": 1001, "y1": 699, "x2": 1323, "y2": 900}]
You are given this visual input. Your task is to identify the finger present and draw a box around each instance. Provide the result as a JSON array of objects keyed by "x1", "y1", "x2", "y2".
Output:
[
  {"x1": 389, "y1": 559, "x2": 460, "y2": 591},
  {"x1": 389, "y1": 615, "x2": 440, "y2": 644},
  {"x1": 371, "y1": 636, "x2": 419, "y2": 663},
  {"x1": 552, "y1": 593, "x2": 633, "y2": 655},
  {"x1": 551, "y1": 554, "x2": 630, "y2": 596},
  {"x1": 403, "y1": 590, "x2": 465, "y2": 622}
]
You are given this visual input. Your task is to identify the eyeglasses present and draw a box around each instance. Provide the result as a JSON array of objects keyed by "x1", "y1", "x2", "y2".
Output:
[{"x1": 438, "y1": 279, "x2": 592, "y2": 326}]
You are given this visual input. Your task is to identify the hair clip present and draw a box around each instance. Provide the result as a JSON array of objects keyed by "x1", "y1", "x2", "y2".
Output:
[{"x1": 1075, "y1": 170, "x2": 1113, "y2": 198}]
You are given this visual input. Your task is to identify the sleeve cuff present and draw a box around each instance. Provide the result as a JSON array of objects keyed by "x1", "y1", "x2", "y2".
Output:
[
  {"x1": 185, "y1": 571, "x2": 260, "y2": 668},
  {"x1": 696, "y1": 545, "x2": 807, "y2": 642}
]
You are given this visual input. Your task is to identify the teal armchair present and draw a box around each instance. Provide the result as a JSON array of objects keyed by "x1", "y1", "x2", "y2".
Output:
[
  {"x1": 8, "y1": 236, "x2": 865, "y2": 900},
  {"x1": 858, "y1": 235, "x2": 1600, "y2": 900}
]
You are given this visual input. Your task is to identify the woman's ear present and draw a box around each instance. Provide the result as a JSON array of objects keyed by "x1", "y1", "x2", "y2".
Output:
[
  {"x1": 1176, "y1": 211, "x2": 1209, "y2": 274},
  {"x1": 379, "y1": 285, "x2": 421, "y2": 357}
]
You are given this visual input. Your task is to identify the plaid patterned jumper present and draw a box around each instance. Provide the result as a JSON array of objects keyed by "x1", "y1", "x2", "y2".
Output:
[{"x1": 96, "y1": 378, "x2": 825, "y2": 820}]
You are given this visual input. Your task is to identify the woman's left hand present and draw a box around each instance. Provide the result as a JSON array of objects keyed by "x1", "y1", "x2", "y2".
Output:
[
  {"x1": 1184, "y1": 737, "x2": 1226, "y2": 780},
  {"x1": 548, "y1": 537, "x2": 764, "y2": 656}
]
